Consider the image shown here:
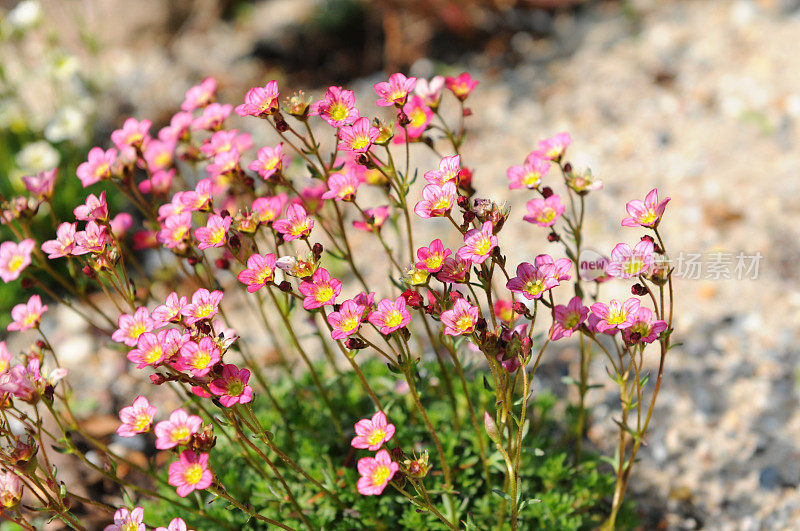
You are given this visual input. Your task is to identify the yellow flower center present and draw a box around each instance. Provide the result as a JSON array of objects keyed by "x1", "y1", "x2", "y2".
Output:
[
  {"x1": 195, "y1": 303, "x2": 213, "y2": 319},
  {"x1": 432, "y1": 196, "x2": 452, "y2": 211},
  {"x1": 192, "y1": 351, "x2": 211, "y2": 369},
  {"x1": 94, "y1": 163, "x2": 109, "y2": 178},
  {"x1": 383, "y1": 309, "x2": 403, "y2": 328},
  {"x1": 7, "y1": 255, "x2": 23, "y2": 272},
  {"x1": 538, "y1": 207, "x2": 556, "y2": 223},
  {"x1": 524, "y1": 280, "x2": 544, "y2": 297},
  {"x1": 133, "y1": 414, "x2": 152, "y2": 432},
  {"x1": 23, "y1": 313, "x2": 38, "y2": 327},
  {"x1": 409, "y1": 108, "x2": 427, "y2": 128},
  {"x1": 607, "y1": 311, "x2": 627, "y2": 325},
  {"x1": 639, "y1": 210, "x2": 657, "y2": 225},
  {"x1": 352, "y1": 136, "x2": 371, "y2": 150},
  {"x1": 367, "y1": 428, "x2": 386, "y2": 447},
  {"x1": 171, "y1": 426, "x2": 190, "y2": 443},
  {"x1": 184, "y1": 463, "x2": 203, "y2": 485},
  {"x1": 473, "y1": 236, "x2": 492, "y2": 256},
  {"x1": 523, "y1": 173, "x2": 541, "y2": 187},
  {"x1": 340, "y1": 314, "x2": 360, "y2": 333},
  {"x1": 314, "y1": 285, "x2": 334, "y2": 303},
  {"x1": 130, "y1": 322, "x2": 147, "y2": 339},
  {"x1": 289, "y1": 221, "x2": 311, "y2": 236},
  {"x1": 143, "y1": 346, "x2": 163, "y2": 364},
  {"x1": 622, "y1": 259, "x2": 643, "y2": 276},
  {"x1": 371, "y1": 464, "x2": 392, "y2": 485},
  {"x1": 122, "y1": 522, "x2": 139, "y2": 531},
  {"x1": 455, "y1": 315, "x2": 474, "y2": 332},
  {"x1": 329, "y1": 103, "x2": 348, "y2": 122},
  {"x1": 425, "y1": 253, "x2": 444, "y2": 270}
]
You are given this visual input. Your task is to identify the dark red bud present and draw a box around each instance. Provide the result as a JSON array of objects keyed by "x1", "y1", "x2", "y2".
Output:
[
  {"x1": 229, "y1": 235, "x2": 241, "y2": 250},
  {"x1": 215, "y1": 258, "x2": 230, "y2": 270},
  {"x1": 631, "y1": 283, "x2": 648, "y2": 296},
  {"x1": 356, "y1": 154, "x2": 369, "y2": 166},
  {"x1": 457, "y1": 195, "x2": 469, "y2": 208},
  {"x1": 641, "y1": 235, "x2": 654, "y2": 244},
  {"x1": 463, "y1": 211, "x2": 475, "y2": 223},
  {"x1": 21, "y1": 277, "x2": 34, "y2": 289},
  {"x1": 81, "y1": 265, "x2": 96, "y2": 278},
  {"x1": 563, "y1": 162, "x2": 572, "y2": 173},
  {"x1": 313, "y1": 242, "x2": 323, "y2": 258},
  {"x1": 541, "y1": 187, "x2": 554, "y2": 199},
  {"x1": 513, "y1": 302, "x2": 527, "y2": 315},
  {"x1": 397, "y1": 112, "x2": 410, "y2": 127},
  {"x1": 35, "y1": 340, "x2": 46, "y2": 349},
  {"x1": 401, "y1": 289, "x2": 423, "y2": 308},
  {"x1": 278, "y1": 281, "x2": 292, "y2": 292},
  {"x1": 187, "y1": 256, "x2": 200, "y2": 266},
  {"x1": 150, "y1": 373, "x2": 167, "y2": 385},
  {"x1": 547, "y1": 232, "x2": 559, "y2": 242}
]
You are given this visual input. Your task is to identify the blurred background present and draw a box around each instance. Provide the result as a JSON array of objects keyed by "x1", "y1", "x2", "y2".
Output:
[{"x1": 2, "y1": 0, "x2": 800, "y2": 528}]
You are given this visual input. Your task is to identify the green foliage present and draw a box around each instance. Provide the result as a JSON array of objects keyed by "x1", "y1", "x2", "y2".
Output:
[{"x1": 144, "y1": 360, "x2": 637, "y2": 530}]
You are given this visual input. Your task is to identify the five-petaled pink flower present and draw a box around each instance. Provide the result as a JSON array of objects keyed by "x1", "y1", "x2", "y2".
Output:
[
  {"x1": 445, "y1": 72, "x2": 479, "y2": 101},
  {"x1": 394, "y1": 95, "x2": 432, "y2": 143},
  {"x1": 249, "y1": 143, "x2": 285, "y2": 180},
  {"x1": 436, "y1": 256, "x2": 471, "y2": 284},
  {"x1": 182, "y1": 77, "x2": 217, "y2": 111},
  {"x1": 424, "y1": 155, "x2": 461, "y2": 186},
  {"x1": 127, "y1": 331, "x2": 168, "y2": 368},
  {"x1": 41, "y1": 223, "x2": 77, "y2": 259},
  {"x1": 74, "y1": 221, "x2": 108, "y2": 255},
  {"x1": 353, "y1": 206, "x2": 389, "y2": 233},
  {"x1": 209, "y1": 364, "x2": 253, "y2": 407},
  {"x1": 194, "y1": 214, "x2": 231, "y2": 250},
  {"x1": 457, "y1": 221, "x2": 497, "y2": 264},
  {"x1": 175, "y1": 337, "x2": 221, "y2": 377},
  {"x1": 22, "y1": 168, "x2": 57, "y2": 199},
  {"x1": 551, "y1": 296, "x2": 588, "y2": 341},
  {"x1": 415, "y1": 75, "x2": 445, "y2": 107},
  {"x1": 328, "y1": 299, "x2": 366, "y2": 340},
  {"x1": 416, "y1": 239, "x2": 451, "y2": 272},
  {"x1": 116, "y1": 396, "x2": 157, "y2": 437},
  {"x1": 74, "y1": 191, "x2": 109, "y2": 222},
  {"x1": 180, "y1": 179, "x2": 213, "y2": 212},
  {"x1": 168, "y1": 450, "x2": 213, "y2": 498},
  {"x1": 322, "y1": 172, "x2": 360, "y2": 201},
  {"x1": 523, "y1": 194, "x2": 565, "y2": 227},
  {"x1": 0, "y1": 239, "x2": 34, "y2": 283},
  {"x1": 111, "y1": 118, "x2": 151, "y2": 150},
  {"x1": 273, "y1": 204, "x2": 314, "y2": 241},
  {"x1": 507, "y1": 155, "x2": 550, "y2": 189},
  {"x1": 104, "y1": 506, "x2": 145, "y2": 531},
  {"x1": 157, "y1": 213, "x2": 192, "y2": 250},
  {"x1": 338, "y1": 117, "x2": 380, "y2": 153},
  {"x1": 77, "y1": 147, "x2": 117, "y2": 187},
  {"x1": 310, "y1": 86, "x2": 359, "y2": 127},
  {"x1": 181, "y1": 288, "x2": 224, "y2": 325},
  {"x1": 153, "y1": 292, "x2": 188, "y2": 323},
  {"x1": 506, "y1": 261, "x2": 559, "y2": 300},
  {"x1": 237, "y1": 253, "x2": 277, "y2": 293},
  {"x1": 534, "y1": 254, "x2": 572, "y2": 282},
  {"x1": 351, "y1": 411, "x2": 395, "y2": 451},
  {"x1": 621, "y1": 188, "x2": 670, "y2": 228},
  {"x1": 441, "y1": 298, "x2": 480, "y2": 336},
  {"x1": 606, "y1": 240, "x2": 655, "y2": 279},
  {"x1": 533, "y1": 132, "x2": 572, "y2": 161},
  {"x1": 368, "y1": 296, "x2": 411, "y2": 335},
  {"x1": 374, "y1": 73, "x2": 417, "y2": 107},
  {"x1": 154, "y1": 409, "x2": 203, "y2": 450},
  {"x1": 299, "y1": 268, "x2": 342, "y2": 310},
  {"x1": 623, "y1": 307, "x2": 667, "y2": 344},
  {"x1": 357, "y1": 449, "x2": 399, "y2": 495},
  {"x1": 7, "y1": 295, "x2": 48, "y2": 332},
  {"x1": 252, "y1": 194, "x2": 287, "y2": 224},
  {"x1": 155, "y1": 517, "x2": 192, "y2": 531},
  {"x1": 590, "y1": 298, "x2": 641, "y2": 335},
  {"x1": 234, "y1": 80, "x2": 280, "y2": 117},
  {"x1": 414, "y1": 182, "x2": 457, "y2": 218}
]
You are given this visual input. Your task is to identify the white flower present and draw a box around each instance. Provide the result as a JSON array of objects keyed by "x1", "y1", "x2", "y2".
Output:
[
  {"x1": 16, "y1": 141, "x2": 59, "y2": 174},
  {"x1": 6, "y1": 1, "x2": 42, "y2": 31},
  {"x1": 45, "y1": 106, "x2": 86, "y2": 143}
]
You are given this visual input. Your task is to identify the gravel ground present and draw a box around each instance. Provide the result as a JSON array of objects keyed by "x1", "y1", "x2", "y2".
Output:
[{"x1": 14, "y1": 0, "x2": 800, "y2": 528}]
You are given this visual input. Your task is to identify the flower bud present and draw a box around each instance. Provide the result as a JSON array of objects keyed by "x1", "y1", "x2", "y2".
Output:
[
  {"x1": 21, "y1": 277, "x2": 34, "y2": 290},
  {"x1": 631, "y1": 283, "x2": 648, "y2": 296},
  {"x1": 344, "y1": 337, "x2": 366, "y2": 350},
  {"x1": 278, "y1": 281, "x2": 292, "y2": 292},
  {"x1": 541, "y1": 186, "x2": 554, "y2": 199},
  {"x1": 547, "y1": 231, "x2": 559, "y2": 242},
  {"x1": 0, "y1": 471, "x2": 22, "y2": 508},
  {"x1": 215, "y1": 257, "x2": 230, "y2": 270},
  {"x1": 401, "y1": 289, "x2": 423, "y2": 308},
  {"x1": 402, "y1": 450, "x2": 430, "y2": 479},
  {"x1": 484, "y1": 412, "x2": 500, "y2": 443}
]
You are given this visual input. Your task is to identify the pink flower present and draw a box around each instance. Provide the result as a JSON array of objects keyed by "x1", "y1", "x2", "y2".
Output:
[
  {"x1": 159, "y1": 111, "x2": 193, "y2": 143},
  {"x1": 606, "y1": 240, "x2": 655, "y2": 279},
  {"x1": 394, "y1": 95, "x2": 432, "y2": 142},
  {"x1": 0, "y1": 342, "x2": 12, "y2": 375},
  {"x1": 156, "y1": 518, "x2": 192, "y2": 531},
  {"x1": 416, "y1": 239, "x2": 451, "y2": 272},
  {"x1": 445, "y1": 72, "x2": 479, "y2": 101},
  {"x1": 534, "y1": 254, "x2": 572, "y2": 281},
  {"x1": 237, "y1": 253, "x2": 277, "y2": 293},
  {"x1": 168, "y1": 451, "x2": 213, "y2": 498},
  {"x1": 532, "y1": 132, "x2": 572, "y2": 161},
  {"x1": 328, "y1": 299, "x2": 366, "y2": 340},
  {"x1": 175, "y1": 337, "x2": 221, "y2": 377},
  {"x1": 623, "y1": 307, "x2": 667, "y2": 344},
  {"x1": 494, "y1": 299, "x2": 520, "y2": 325},
  {"x1": 142, "y1": 139, "x2": 175, "y2": 172},
  {"x1": 73, "y1": 221, "x2": 108, "y2": 255},
  {"x1": 249, "y1": 143, "x2": 285, "y2": 180},
  {"x1": 322, "y1": 172, "x2": 360, "y2": 201},
  {"x1": 507, "y1": 156, "x2": 550, "y2": 189},
  {"x1": 551, "y1": 296, "x2": 588, "y2": 341},
  {"x1": 104, "y1": 507, "x2": 145, "y2": 531},
  {"x1": 192, "y1": 103, "x2": 232, "y2": 131},
  {"x1": 310, "y1": 86, "x2": 359, "y2": 127},
  {"x1": 252, "y1": 194, "x2": 287, "y2": 224},
  {"x1": 77, "y1": 147, "x2": 116, "y2": 187},
  {"x1": 506, "y1": 262, "x2": 559, "y2": 300},
  {"x1": 194, "y1": 214, "x2": 231, "y2": 250},
  {"x1": 200, "y1": 129, "x2": 252, "y2": 158},
  {"x1": 457, "y1": 221, "x2": 497, "y2": 264},
  {"x1": 180, "y1": 179, "x2": 213, "y2": 212},
  {"x1": 111, "y1": 118, "x2": 151, "y2": 150},
  {"x1": 523, "y1": 195, "x2": 565, "y2": 227},
  {"x1": 374, "y1": 73, "x2": 416, "y2": 107},
  {"x1": 74, "y1": 191, "x2": 109, "y2": 222},
  {"x1": 414, "y1": 182, "x2": 457, "y2": 218},
  {"x1": 154, "y1": 409, "x2": 203, "y2": 450},
  {"x1": 235, "y1": 81, "x2": 280, "y2": 117},
  {"x1": 127, "y1": 331, "x2": 168, "y2": 368},
  {"x1": 182, "y1": 77, "x2": 217, "y2": 111},
  {"x1": 441, "y1": 298, "x2": 480, "y2": 336},
  {"x1": 351, "y1": 411, "x2": 395, "y2": 450},
  {"x1": 299, "y1": 268, "x2": 342, "y2": 310},
  {"x1": 41, "y1": 223, "x2": 77, "y2": 259},
  {"x1": 590, "y1": 298, "x2": 641, "y2": 335},
  {"x1": 111, "y1": 213, "x2": 134, "y2": 237},
  {"x1": 273, "y1": 204, "x2": 314, "y2": 241},
  {"x1": 415, "y1": 76, "x2": 445, "y2": 107},
  {"x1": 436, "y1": 256, "x2": 471, "y2": 284},
  {"x1": 157, "y1": 213, "x2": 192, "y2": 250},
  {"x1": 0, "y1": 470, "x2": 22, "y2": 509},
  {"x1": 7, "y1": 295, "x2": 48, "y2": 332},
  {"x1": 424, "y1": 155, "x2": 461, "y2": 185},
  {"x1": 116, "y1": 396, "x2": 157, "y2": 437},
  {"x1": 0, "y1": 239, "x2": 34, "y2": 283},
  {"x1": 621, "y1": 188, "x2": 670, "y2": 228},
  {"x1": 356, "y1": 449, "x2": 399, "y2": 495},
  {"x1": 353, "y1": 205, "x2": 390, "y2": 232},
  {"x1": 209, "y1": 364, "x2": 253, "y2": 407},
  {"x1": 181, "y1": 289, "x2": 223, "y2": 325},
  {"x1": 22, "y1": 168, "x2": 57, "y2": 199},
  {"x1": 368, "y1": 296, "x2": 411, "y2": 334},
  {"x1": 153, "y1": 292, "x2": 188, "y2": 323},
  {"x1": 205, "y1": 149, "x2": 240, "y2": 179},
  {"x1": 338, "y1": 117, "x2": 380, "y2": 154}
]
